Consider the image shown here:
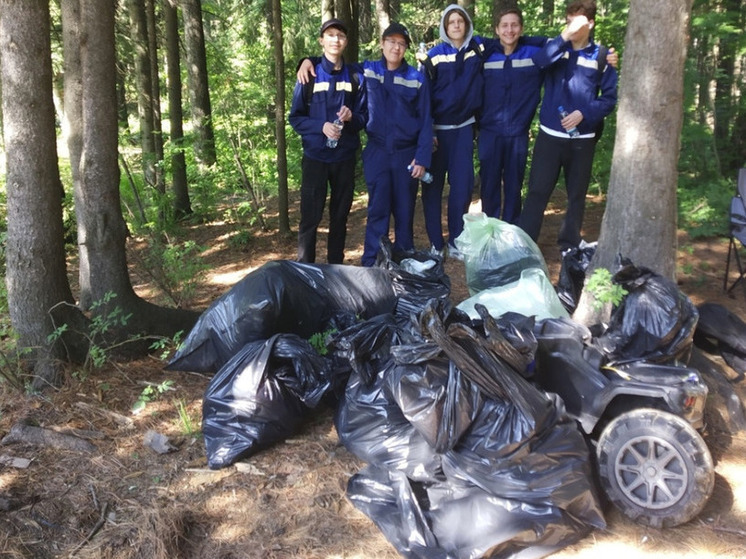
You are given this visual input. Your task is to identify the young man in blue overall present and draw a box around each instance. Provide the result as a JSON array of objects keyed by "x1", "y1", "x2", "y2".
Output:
[
  {"x1": 419, "y1": 5, "x2": 484, "y2": 260},
  {"x1": 359, "y1": 23, "x2": 433, "y2": 266},
  {"x1": 518, "y1": 0, "x2": 617, "y2": 252},
  {"x1": 288, "y1": 19, "x2": 367, "y2": 264},
  {"x1": 478, "y1": 9, "x2": 547, "y2": 225}
]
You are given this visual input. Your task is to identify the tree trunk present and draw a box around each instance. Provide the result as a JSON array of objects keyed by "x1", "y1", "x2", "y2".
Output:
[
  {"x1": 164, "y1": 0, "x2": 191, "y2": 216},
  {"x1": 181, "y1": 0, "x2": 217, "y2": 167},
  {"x1": 271, "y1": 0, "x2": 290, "y2": 235},
  {"x1": 374, "y1": 0, "x2": 390, "y2": 37},
  {"x1": 0, "y1": 0, "x2": 78, "y2": 387},
  {"x1": 78, "y1": 0, "x2": 200, "y2": 336},
  {"x1": 574, "y1": 0, "x2": 693, "y2": 324},
  {"x1": 146, "y1": 0, "x2": 166, "y2": 194},
  {"x1": 127, "y1": 0, "x2": 158, "y2": 188},
  {"x1": 322, "y1": 0, "x2": 334, "y2": 23},
  {"x1": 336, "y1": 0, "x2": 357, "y2": 64},
  {"x1": 358, "y1": 0, "x2": 372, "y2": 44},
  {"x1": 61, "y1": 0, "x2": 83, "y2": 199}
]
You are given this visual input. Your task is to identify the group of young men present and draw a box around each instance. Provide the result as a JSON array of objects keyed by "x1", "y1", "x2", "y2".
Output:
[{"x1": 289, "y1": 0, "x2": 618, "y2": 267}]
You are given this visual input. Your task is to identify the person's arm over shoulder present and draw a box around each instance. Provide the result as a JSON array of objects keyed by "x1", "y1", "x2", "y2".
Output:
[
  {"x1": 532, "y1": 34, "x2": 569, "y2": 68},
  {"x1": 521, "y1": 35, "x2": 549, "y2": 48},
  {"x1": 296, "y1": 56, "x2": 322, "y2": 84}
]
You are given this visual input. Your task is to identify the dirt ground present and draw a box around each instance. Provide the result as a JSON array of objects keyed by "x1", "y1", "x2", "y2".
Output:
[{"x1": 1, "y1": 186, "x2": 745, "y2": 558}]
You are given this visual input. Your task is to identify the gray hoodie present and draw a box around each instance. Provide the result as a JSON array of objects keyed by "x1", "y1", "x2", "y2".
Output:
[{"x1": 438, "y1": 4, "x2": 474, "y2": 51}]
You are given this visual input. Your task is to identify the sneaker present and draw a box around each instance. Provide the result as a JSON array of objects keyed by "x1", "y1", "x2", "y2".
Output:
[
  {"x1": 447, "y1": 244, "x2": 464, "y2": 261},
  {"x1": 429, "y1": 245, "x2": 445, "y2": 259}
]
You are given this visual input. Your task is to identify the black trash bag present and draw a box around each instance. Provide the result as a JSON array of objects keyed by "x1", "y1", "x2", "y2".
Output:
[
  {"x1": 334, "y1": 361, "x2": 446, "y2": 482},
  {"x1": 348, "y1": 465, "x2": 598, "y2": 559},
  {"x1": 167, "y1": 261, "x2": 398, "y2": 373},
  {"x1": 374, "y1": 237, "x2": 452, "y2": 320},
  {"x1": 341, "y1": 301, "x2": 604, "y2": 557},
  {"x1": 694, "y1": 302, "x2": 746, "y2": 379},
  {"x1": 556, "y1": 240, "x2": 597, "y2": 313},
  {"x1": 328, "y1": 312, "x2": 422, "y2": 385},
  {"x1": 594, "y1": 263, "x2": 699, "y2": 364},
  {"x1": 202, "y1": 333, "x2": 334, "y2": 469}
]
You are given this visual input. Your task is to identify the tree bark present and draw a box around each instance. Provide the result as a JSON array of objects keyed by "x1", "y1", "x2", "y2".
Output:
[
  {"x1": 146, "y1": 0, "x2": 166, "y2": 194},
  {"x1": 181, "y1": 0, "x2": 217, "y2": 167},
  {"x1": 574, "y1": 0, "x2": 693, "y2": 324},
  {"x1": 322, "y1": 0, "x2": 334, "y2": 23},
  {"x1": 127, "y1": 0, "x2": 158, "y2": 188},
  {"x1": 374, "y1": 0, "x2": 390, "y2": 38},
  {"x1": 164, "y1": 0, "x2": 191, "y2": 216},
  {"x1": 78, "y1": 0, "x2": 200, "y2": 336},
  {"x1": 271, "y1": 0, "x2": 290, "y2": 234},
  {"x1": 0, "y1": 0, "x2": 78, "y2": 387}
]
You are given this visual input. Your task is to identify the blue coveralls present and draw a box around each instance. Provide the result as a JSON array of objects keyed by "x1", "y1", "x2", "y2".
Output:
[
  {"x1": 421, "y1": 5, "x2": 484, "y2": 251},
  {"x1": 519, "y1": 36, "x2": 618, "y2": 250},
  {"x1": 478, "y1": 36, "x2": 546, "y2": 224},
  {"x1": 361, "y1": 58, "x2": 433, "y2": 266},
  {"x1": 288, "y1": 56, "x2": 366, "y2": 263}
]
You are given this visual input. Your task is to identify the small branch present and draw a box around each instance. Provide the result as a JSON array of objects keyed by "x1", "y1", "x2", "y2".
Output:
[{"x1": 68, "y1": 500, "x2": 109, "y2": 557}]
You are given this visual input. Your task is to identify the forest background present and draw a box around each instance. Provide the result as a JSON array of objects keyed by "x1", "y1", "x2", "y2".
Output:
[
  {"x1": 0, "y1": 0, "x2": 742, "y2": 393},
  {"x1": 0, "y1": 1, "x2": 746, "y2": 557},
  {"x1": 0, "y1": 0, "x2": 742, "y2": 384}
]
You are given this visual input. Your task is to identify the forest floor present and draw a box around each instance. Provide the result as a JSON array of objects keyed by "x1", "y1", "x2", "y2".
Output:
[{"x1": 1, "y1": 186, "x2": 746, "y2": 558}]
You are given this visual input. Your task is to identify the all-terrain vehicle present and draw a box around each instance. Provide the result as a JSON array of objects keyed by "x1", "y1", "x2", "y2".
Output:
[{"x1": 532, "y1": 317, "x2": 714, "y2": 529}]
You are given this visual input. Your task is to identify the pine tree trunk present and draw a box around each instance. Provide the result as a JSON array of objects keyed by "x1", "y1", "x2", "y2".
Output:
[
  {"x1": 127, "y1": 0, "x2": 158, "y2": 188},
  {"x1": 146, "y1": 0, "x2": 166, "y2": 194},
  {"x1": 181, "y1": 0, "x2": 217, "y2": 167},
  {"x1": 271, "y1": 0, "x2": 290, "y2": 234},
  {"x1": 78, "y1": 0, "x2": 200, "y2": 336},
  {"x1": 574, "y1": 0, "x2": 693, "y2": 324},
  {"x1": 164, "y1": 0, "x2": 191, "y2": 216},
  {"x1": 1, "y1": 0, "x2": 78, "y2": 387}
]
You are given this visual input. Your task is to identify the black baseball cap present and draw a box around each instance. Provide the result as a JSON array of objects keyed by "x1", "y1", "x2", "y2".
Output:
[
  {"x1": 320, "y1": 18, "x2": 347, "y2": 36},
  {"x1": 382, "y1": 22, "x2": 411, "y2": 47}
]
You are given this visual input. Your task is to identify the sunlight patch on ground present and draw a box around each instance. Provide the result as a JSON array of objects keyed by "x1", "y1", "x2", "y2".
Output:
[
  {"x1": 0, "y1": 472, "x2": 19, "y2": 491},
  {"x1": 553, "y1": 539, "x2": 735, "y2": 558},
  {"x1": 208, "y1": 267, "x2": 257, "y2": 286}
]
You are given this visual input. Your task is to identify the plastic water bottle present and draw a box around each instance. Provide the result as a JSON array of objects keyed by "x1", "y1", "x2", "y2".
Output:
[
  {"x1": 558, "y1": 105, "x2": 580, "y2": 138},
  {"x1": 417, "y1": 42, "x2": 427, "y2": 61},
  {"x1": 326, "y1": 118, "x2": 343, "y2": 148},
  {"x1": 408, "y1": 165, "x2": 433, "y2": 184}
]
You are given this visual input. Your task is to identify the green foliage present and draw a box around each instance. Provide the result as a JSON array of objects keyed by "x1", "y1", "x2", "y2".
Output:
[
  {"x1": 149, "y1": 330, "x2": 184, "y2": 361},
  {"x1": 131, "y1": 379, "x2": 176, "y2": 415},
  {"x1": 140, "y1": 239, "x2": 209, "y2": 308},
  {"x1": 174, "y1": 398, "x2": 199, "y2": 437},
  {"x1": 308, "y1": 327, "x2": 337, "y2": 356},
  {"x1": 586, "y1": 268, "x2": 628, "y2": 310},
  {"x1": 48, "y1": 292, "x2": 134, "y2": 377}
]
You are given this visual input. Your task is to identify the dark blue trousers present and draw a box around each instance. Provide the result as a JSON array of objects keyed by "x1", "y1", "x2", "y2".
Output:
[
  {"x1": 519, "y1": 130, "x2": 597, "y2": 250},
  {"x1": 361, "y1": 144, "x2": 418, "y2": 266},
  {"x1": 422, "y1": 125, "x2": 475, "y2": 250},
  {"x1": 478, "y1": 132, "x2": 528, "y2": 224}
]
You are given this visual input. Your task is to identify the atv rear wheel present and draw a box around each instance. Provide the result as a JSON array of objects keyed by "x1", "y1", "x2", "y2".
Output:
[{"x1": 596, "y1": 408, "x2": 714, "y2": 528}]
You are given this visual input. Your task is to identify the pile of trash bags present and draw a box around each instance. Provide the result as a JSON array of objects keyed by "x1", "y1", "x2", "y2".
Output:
[
  {"x1": 165, "y1": 238, "x2": 605, "y2": 557},
  {"x1": 166, "y1": 225, "x2": 707, "y2": 558}
]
